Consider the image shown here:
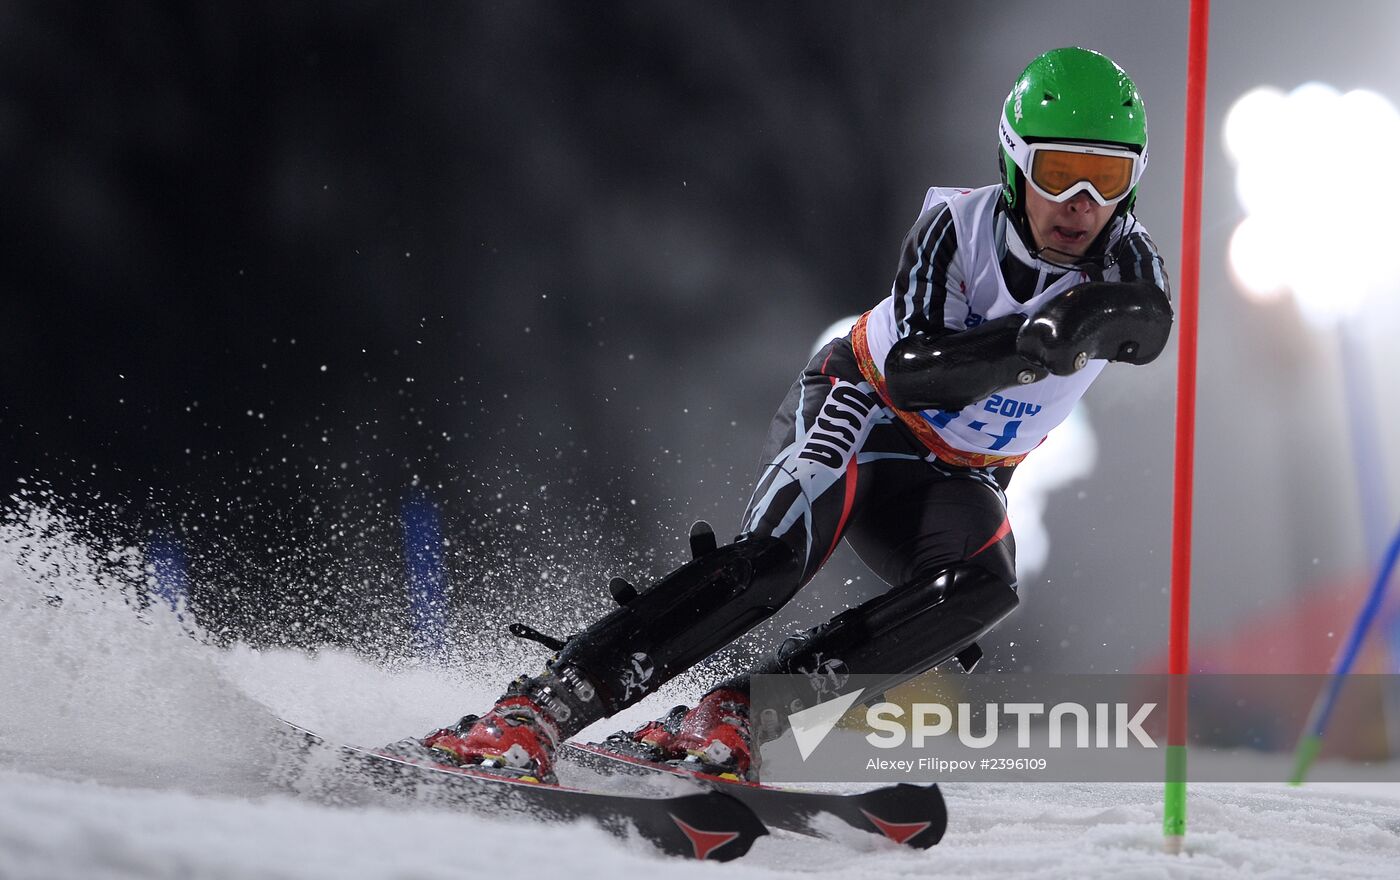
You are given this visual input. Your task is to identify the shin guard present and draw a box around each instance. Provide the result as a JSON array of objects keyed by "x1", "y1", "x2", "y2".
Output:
[
  {"x1": 511, "y1": 523, "x2": 801, "y2": 739},
  {"x1": 749, "y1": 563, "x2": 1019, "y2": 721}
]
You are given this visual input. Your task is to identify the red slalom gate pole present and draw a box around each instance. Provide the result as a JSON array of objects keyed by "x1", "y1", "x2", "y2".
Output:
[{"x1": 1164, "y1": 0, "x2": 1210, "y2": 853}]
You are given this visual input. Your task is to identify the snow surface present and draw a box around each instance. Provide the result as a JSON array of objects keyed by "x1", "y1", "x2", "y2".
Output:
[{"x1": 4, "y1": 503, "x2": 1400, "y2": 879}]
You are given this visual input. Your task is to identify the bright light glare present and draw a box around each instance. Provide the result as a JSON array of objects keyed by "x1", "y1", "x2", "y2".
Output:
[
  {"x1": 1224, "y1": 83, "x2": 1400, "y2": 325},
  {"x1": 809, "y1": 315, "x2": 859, "y2": 358},
  {"x1": 1006, "y1": 407, "x2": 1097, "y2": 578},
  {"x1": 1227, "y1": 216, "x2": 1287, "y2": 302}
]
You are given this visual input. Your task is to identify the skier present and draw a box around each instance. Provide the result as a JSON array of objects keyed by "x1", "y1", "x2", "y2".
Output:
[{"x1": 415, "y1": 47, "x2": 1173, "y2": 783}]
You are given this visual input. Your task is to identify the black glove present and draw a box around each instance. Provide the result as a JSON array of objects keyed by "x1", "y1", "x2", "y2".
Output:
[{"x1": 1015, "y1": 281, "x2": 1174, "y2": 376}]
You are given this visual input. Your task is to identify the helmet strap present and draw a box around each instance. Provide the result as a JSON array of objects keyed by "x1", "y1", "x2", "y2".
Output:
[{"x1": 1001, "y1": 168, "x2": 1039, "y2": 257}]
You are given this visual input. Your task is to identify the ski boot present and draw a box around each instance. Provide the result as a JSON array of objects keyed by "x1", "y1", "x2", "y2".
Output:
[
  {"x1": 672, "y1": 687, "x2": 755, "y2": 778},
  {"x1": 611, "y1": 703, "x2": 690, "y2": 760},
  {"x1": 608, "y1": 687, "x2": 756, "y2": 780},
  {"x1": 420, "y1": 695, "x2": 561, "y2": 783}
]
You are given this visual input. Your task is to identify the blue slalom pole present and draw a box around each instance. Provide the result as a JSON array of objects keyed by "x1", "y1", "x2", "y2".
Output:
[
  {"x1": 402, "y1": 490, "x2": 448, "y2": 660},
  {"x1": 1290, "y1": 520, "x2": 1400, "y2": 783},
  {"x1": 147, "y1": 534, "x2": 189, "y2": 612}
]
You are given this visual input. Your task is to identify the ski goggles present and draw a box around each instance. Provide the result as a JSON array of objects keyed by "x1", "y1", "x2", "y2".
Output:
[{"x1": 1000, "y1": 111, "x2": 1147, "y2": 206}]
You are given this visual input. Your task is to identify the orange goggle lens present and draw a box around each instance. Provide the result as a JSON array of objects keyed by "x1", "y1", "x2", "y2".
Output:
[{"x1": 1029, "y1": 149, "x2": 1135, "y2": 202}]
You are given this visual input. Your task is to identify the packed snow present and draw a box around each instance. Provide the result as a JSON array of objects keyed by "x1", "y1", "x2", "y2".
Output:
[{"x1": 3, "y1": 501, "x2": 1399, "y2": 879}]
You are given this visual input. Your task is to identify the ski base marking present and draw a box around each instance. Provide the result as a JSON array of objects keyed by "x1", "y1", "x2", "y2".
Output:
[
  {"x1": 561, "y1": 740, "x2": 947, "y2": 848},
  {"x1": 274, "y1": 719, "x2": 766, "y2": 861}
]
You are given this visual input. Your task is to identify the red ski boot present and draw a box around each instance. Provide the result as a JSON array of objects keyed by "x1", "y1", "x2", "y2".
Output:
[
  {"x1": 421, "y1": 695, "x2": 560, "y2": 783},
  {"x1": 611, "y1": 703, "x2": 690, "y2": 759},
  {"x1": 671, "y1": 687, "x2": 754, "y2": 778},
  {"x1": 607, "y1": 688, "x2": 754, "y2": 779}
]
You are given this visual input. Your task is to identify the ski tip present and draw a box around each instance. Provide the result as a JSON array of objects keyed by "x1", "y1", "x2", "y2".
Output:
[
  {"x1": 660, "y1": 791, "x2": 767, "y2": 861},
  {"x1": 856, "y1": 784, "x2": 947, "y2": 848}
]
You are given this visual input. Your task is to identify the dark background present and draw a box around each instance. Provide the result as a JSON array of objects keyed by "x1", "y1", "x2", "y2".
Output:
[{"x1": 6, "y1": 1, "x2": 1398, "y2": 671}]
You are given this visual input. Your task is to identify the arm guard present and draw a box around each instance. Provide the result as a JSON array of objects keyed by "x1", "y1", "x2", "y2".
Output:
[
  {"x1": 1016, "y1": 281, "x2": 1174, "y2": 376},
  {"x1": 884, "y1": 314, "x2": 1048, "y2": 412}
]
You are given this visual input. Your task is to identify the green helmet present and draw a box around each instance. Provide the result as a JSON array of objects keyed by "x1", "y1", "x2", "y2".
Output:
[{"x1": 999, "y1": 47, "x2": 1148, "y2": 215}]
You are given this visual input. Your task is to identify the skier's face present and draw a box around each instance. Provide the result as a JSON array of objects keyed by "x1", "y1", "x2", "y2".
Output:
[{"x1": 1023, "y1": 187, "x2": 1113, "y2": 263}]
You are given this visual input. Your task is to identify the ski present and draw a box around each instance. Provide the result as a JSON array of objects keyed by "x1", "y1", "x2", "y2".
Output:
[
  {"x1": 275, "y1": 721, "x2": 767, "y2": 861},
  {"x1": 560, "y1": 740, "x2": 947, "y2": 848}
]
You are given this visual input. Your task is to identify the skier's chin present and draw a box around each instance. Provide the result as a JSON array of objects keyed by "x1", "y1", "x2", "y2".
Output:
[{"x1": 1037, "y1": 243, "x2": 1087, "y2": 266}]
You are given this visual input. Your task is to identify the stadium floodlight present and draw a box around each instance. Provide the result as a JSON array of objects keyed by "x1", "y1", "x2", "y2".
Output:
[
  {"x1": 1224, "y1": 84, "x2": 1400, "y2": 325},
  {"x1": 1227, "y1": 86, "x2": 1400, "y2": 786}
]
